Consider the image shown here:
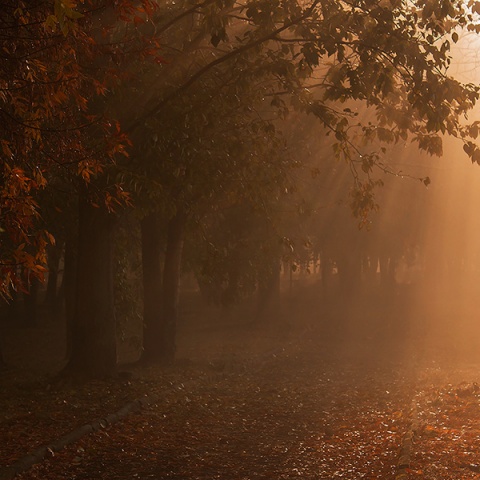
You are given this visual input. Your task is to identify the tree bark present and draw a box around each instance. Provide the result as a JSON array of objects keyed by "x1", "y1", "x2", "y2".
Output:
[
  {"x1": 142, "y1": 211, "x2": 186, "y2": 365},
  {"x1": 158, "y1": 210, "x2": 186, "y2": 364},
  {"x1": 0, "y1": 331, "x2": 5, "y2": 369},
  {"x1": 45, "y1": 241, "x2": 64, "y2": 311},
  {"x1": 63, "y1": 236, "x2": 77, "y2": 360},
  {"x1": 140, "y1": 210, "x2": 186, "y2": 365},
  {"x1": 23, "y1": 275, "x2": 40, "y2": 326},
  {"x1": 140, "y1": 213, "x2": 164, "y2": 363},
  {"x1": 65, "y1": 195, "x2": 117, "y2": 378}
]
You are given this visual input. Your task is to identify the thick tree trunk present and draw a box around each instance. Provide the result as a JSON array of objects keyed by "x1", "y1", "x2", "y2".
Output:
[
  {"x1": 158, "y1": 210, "x2": 186, "y2": 365},
  {"x1": 140, "y1": 213, "x2": 163, "y2": 363},
  {"x1": 0, "y1": 331, "x2": 5, "y2": 369},
  {"x1": 6, "y1": 287, "x2": 17, "y2": 315},
  {"x1": 45, "y1": 241, "x2": 63, "y2": 311},
  {"x1": 140, "y1": 210, "x2": 185, "y2": 365},
  {"x1": 23, "y1": 276, "x2": 40, "y2": 326},
  {"x1": 63, "y1": 236, "x2": 77, "y2": 360},
  {"x1": 65, "y1": 196, "x2": 117, "y2": 378}
]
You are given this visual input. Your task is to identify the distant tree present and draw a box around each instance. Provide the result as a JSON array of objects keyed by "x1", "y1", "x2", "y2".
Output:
[
  {"x1": 119, "y1": 0, "x2": 480, "y2": 364},
  {"x1": 130, "y1": 68, "x2": 290, "y2": 363},
  {"x1": 189, "y1": 200, "x2": 285, "y2": 320}
]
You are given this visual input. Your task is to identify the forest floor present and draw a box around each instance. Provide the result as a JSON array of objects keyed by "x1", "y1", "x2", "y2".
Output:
[{"x1": 1, "y1": 283, "x2": 480, "y2": 479}]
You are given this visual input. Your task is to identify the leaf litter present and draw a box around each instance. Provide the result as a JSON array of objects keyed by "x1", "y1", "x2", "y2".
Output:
[
  {"x1": 3, "y1": 311, "x2": 480, "y2": 479},
  {"x1": 6, "y1": 344, "x2": 415, "y2": 480}
]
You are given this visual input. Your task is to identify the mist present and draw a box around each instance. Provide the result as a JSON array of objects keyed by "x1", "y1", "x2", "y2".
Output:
[{"x1": 4, "y1": 6, "x2": 480, "y2": 478}]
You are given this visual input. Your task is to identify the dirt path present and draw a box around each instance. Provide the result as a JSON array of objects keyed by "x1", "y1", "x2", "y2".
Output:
[
  {"x1": 10, "y1": 332, "x2": 418, "y2": 480},
  {"x1": 3, "y1": 290, "x2": 480, "y2": 479}
]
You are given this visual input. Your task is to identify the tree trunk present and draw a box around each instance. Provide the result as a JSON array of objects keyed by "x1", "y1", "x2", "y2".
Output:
[
  {"x1": 379, "y1": 254, "x2": 397, "y2": 289},
  {"x1": 158, "y1": 210, "x2": 186, "y2": 365},
  {"x1": 6, "y1": 285, "x2": 19, "y2": 320},
  {"x1": 65, "y1": 195, "x2": 117, "y2": 378},
  {"x1": 256, "y1": 260, "x2": 281, "y2": 320},
  {"x1": 23, "y1": 275, "x2": 40, "y2": 326},
  {"x1": 45, "y1": 241, "x2": 64, "y2": 312},
  {"x1": 63, "y1": 236, "x2": 77, "y2": 360},
  {"x1": 337, "y1": 250, "x2": 362, "y2": 295},
  {"x1": 0, "y1": 331, "x2": 5, "y2": 369},
  {"x1": 140, "y1": 213, "x2": 164, "y2": 363}
]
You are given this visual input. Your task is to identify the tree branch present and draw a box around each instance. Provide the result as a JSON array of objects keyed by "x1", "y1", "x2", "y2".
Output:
[{"x1": 125, "y1": 0, "x2": 322, "y2": 133}]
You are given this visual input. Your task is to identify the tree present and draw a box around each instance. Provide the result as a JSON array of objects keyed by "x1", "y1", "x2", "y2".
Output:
[
  {"x1": 129, "y1": 63, "x2": 291, "y2": 363},
  {"x1": 59, "y1": 1, "x2": 160, "y2": 377},
  {"x1": 6, "y1": 0, "x2": 480, "y2": 374},
  {"x1": 66, "y1": 194, "x2": 117, "y2": 377},
  {"x1": 124, "y1": 0, "x2": 480, "y2": 168},
  {"x1": 0, "y1": 0, "x2": 157, "y2": 374},
  {"x1": 0, "y1": 2, "x2": 92, "y2": 295},
  {"x1": 114, "y1": 0, "x2": 480, "y2": 364}
]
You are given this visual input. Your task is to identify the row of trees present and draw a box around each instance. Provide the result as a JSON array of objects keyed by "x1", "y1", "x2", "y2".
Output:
[{"x1": 2, "y1": 0, "x2": 480, "y2": 377}]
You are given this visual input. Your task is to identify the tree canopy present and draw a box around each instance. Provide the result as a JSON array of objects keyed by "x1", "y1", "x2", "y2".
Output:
[
  {"x1": 96, "y1": 0, "x2": 480, "y2": 219},
  {"x1": 0, "y1": 0, "x2": 155, "y2": 297}
]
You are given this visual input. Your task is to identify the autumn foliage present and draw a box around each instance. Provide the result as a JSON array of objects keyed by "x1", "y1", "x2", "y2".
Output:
[{"x1": 0, "y1": 0, "x2": 159, "y2": 297}]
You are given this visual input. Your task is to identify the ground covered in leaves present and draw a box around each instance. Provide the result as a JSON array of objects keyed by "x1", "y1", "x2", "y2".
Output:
[
  {"x1": 4, "y1": 349, "x2": 414, "y2": 479},
  {"x1": 409, "y1": 376, "x2": 480, "y2": 479},
  {"x1": 2, "y1": 288, "x2": 480, "y2": 479}
]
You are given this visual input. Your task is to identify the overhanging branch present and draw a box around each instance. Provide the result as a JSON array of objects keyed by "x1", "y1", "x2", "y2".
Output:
[{"x1": 125, "y1": 0, "x2": 322, "y2": 133}]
